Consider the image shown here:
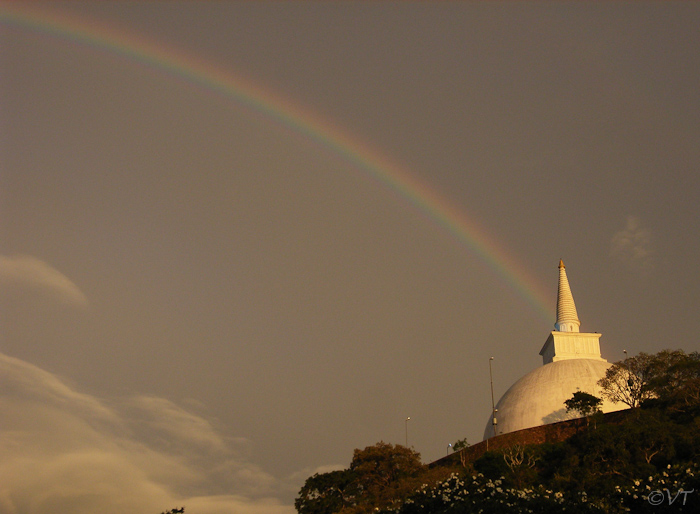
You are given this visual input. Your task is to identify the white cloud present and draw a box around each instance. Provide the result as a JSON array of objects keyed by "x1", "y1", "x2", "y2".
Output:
[
  {"x1": 0, "y1": 352, "x2": 295, "y2": 514},
  {"x1": 284, "y1": 463, "x2": 345, "y2": 485},
  {"x1": 0, "y1": 254, "x2": 88, "y2": 307},
  {"x1": 307, "y1": 464, "x2": 346, "y2": 475},
  {"x1": 280, "y1": 463, "x2": 347, "y2": 501},
  {"x1": 610, "y1": 216, "x2": 654, "y2": 274},
  {"x1": 185, "y1": 495, "x2": 297, "y2": 514}
]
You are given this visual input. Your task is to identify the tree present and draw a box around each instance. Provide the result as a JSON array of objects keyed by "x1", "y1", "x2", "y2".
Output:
[
  {"x1": 349, "y1": 442, "x2": 423, "y2": 512},
  {"x1": 644, "y1": 350, "x2": 700, "y2": 417},
  {"x1": 161, "y1": 509, "x2": 184, "y2": 514},
  {"x1": 295, "y1": 442, "x2": 424, "y2": 514},
  {"x1": 452, "y1": 438, "x2": 469, "y2": 452},
  {"x1": 597, "y1": 352, "x2": 657, "y2": 408},
  {"x1": 295, "y1": 469, "x2": 357, "y2": 514},
  {"x1": 502, "y1": 444, "x2": 539, "y2": 488},
  {"x1": 565, "y1": 391, "x2": 602, "y2": 427},
  {"x1": 598, "y1": 350, "x2": 700, "y2": 413}
]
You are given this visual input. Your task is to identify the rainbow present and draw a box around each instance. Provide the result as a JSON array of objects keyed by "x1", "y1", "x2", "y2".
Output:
[{"x1": 0, "y1": 4, "x2": 554, "y2": 323}]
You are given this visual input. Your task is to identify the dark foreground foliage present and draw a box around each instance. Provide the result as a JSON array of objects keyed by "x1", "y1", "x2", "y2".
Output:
[{"x1": 296, "y1": 350, "x2": 700, "y2": 513}]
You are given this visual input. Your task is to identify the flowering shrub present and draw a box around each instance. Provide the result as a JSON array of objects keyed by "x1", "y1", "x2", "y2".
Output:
[
  {"x1": 609, "y1": 464, "x2": 699, "y2": 513},
  {"x1": 382, "y1": 464, "x2": 699, "y2": 514},
  {"x1": 385, "y1": 472, "x2": 605, "y2": 514}
]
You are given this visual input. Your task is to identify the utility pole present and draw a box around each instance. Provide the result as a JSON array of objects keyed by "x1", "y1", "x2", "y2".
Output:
[{"x1": 489, "y1": 357, "x2": 497, "y2": 437}]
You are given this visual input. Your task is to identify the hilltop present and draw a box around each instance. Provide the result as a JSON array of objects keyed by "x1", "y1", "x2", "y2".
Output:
[{"x1": 295, "y1": 349, "x2": 700, "y2": 513}]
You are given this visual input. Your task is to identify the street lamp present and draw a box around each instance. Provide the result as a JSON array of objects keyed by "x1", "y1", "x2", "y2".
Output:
[
  {"x1": 405, "y1": 417, "x2": 411, "y2": 447},
  {"x1": 447, "y1": 443, "x2": 452, "y2": 456}
]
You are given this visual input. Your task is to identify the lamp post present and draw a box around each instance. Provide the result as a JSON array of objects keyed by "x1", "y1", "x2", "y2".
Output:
[
  {"x1": 447, "y1": 443, "x2": 452, "y2": 456},
  {"x1": 489, "y1": 357, "x2": 497, "y2": 436},
  {"x1": 405, "y1": 417, "x2": 411, "y2": 447}
]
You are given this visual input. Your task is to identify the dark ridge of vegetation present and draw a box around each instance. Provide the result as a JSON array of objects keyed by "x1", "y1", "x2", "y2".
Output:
[{"x1": 295, "y1": 349, "x2": 700, "y2": 513}]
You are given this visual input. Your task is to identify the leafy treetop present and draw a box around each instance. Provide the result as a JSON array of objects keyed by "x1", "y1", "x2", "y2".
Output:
[{"x1": 564, "y1": 391, "x2": 602, "y2": 417}]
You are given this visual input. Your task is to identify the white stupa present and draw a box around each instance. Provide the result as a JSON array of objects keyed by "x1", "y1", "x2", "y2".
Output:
[{"x1": 483, "y1": 260, "x2": 626, "y2": 439}]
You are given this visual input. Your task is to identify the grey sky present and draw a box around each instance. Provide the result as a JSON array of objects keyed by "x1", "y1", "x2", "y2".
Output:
[{"x1": 1, "y1": 2, "x2": 699, "y2": 513}]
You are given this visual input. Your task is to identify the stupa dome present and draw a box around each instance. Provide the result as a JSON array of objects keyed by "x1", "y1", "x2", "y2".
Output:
[{"x1": 483, "y1": 358, "x2": 622, "y2": 439}]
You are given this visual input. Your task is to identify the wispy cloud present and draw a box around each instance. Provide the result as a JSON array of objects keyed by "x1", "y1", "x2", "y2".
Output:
[
  {"x1": 0, "y1": 254, "x2": 88, "y2": 307},
  {"x1": 610, "y1": 216, "x2": 654, "y2": 274},
  {"x1": 0, "y1": 352, "x2": 295, "y2": 514}
]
